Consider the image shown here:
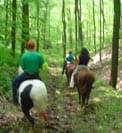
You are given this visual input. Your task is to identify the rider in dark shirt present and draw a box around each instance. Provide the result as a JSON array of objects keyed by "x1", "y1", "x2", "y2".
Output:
[{"x1": 69, "y1": 48, "x2": 90, "y2": 88}]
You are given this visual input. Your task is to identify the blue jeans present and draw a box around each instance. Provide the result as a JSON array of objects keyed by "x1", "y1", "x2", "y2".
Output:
[{"x1": 12, "y1": 73, "x2": 40, "y2": 103}]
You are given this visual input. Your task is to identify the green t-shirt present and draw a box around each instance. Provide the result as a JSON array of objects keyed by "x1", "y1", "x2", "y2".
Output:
[{"x1": 20, "y1": 51, "x2": 44, "y2": 73}]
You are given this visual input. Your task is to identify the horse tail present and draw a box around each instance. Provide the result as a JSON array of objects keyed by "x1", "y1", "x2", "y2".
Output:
[
  {"x1": 81, "y1": 72, "x2": 95, "y2": 105},
  {"x1": 81, "y1": 76, "x2": 90, "y2": 97}
]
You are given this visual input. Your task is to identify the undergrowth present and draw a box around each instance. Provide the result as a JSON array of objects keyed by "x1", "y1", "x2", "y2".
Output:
[{"x1": 0, "y1": 47, "x2": 122, "y2": 133}]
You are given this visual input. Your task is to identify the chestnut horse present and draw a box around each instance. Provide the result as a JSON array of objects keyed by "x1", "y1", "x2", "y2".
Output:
[
  {"x1": 65, "y1": 63, "x2": 76, "y2": 86},
  {"x1": 74, "y1": 67, "x2": 95, "y2": 107}
]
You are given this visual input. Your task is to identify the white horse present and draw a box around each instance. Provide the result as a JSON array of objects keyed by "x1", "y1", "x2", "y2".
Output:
[{"x1": 17, "y1": 66, "x2": 48, "y2": 132}]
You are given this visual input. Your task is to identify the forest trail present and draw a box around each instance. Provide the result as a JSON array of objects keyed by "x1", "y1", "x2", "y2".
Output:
[
  {"x1": 45, "y1": 59, "x2": 79, "y2": 132},
  {"x1": 0, "y1": 59, "x2": 82, "y2": 133},
  {"x1": 0, "y1": 50, "x2": 122, "y2": 132}
]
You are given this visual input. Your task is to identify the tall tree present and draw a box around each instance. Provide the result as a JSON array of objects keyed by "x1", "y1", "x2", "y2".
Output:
[
  {"x1": 101, "y1": 0, "x2": 105, "y2": 45},
  {"x1": 11, "y1": 0, "x2": 17, "y2": 56},
  {"x1": 75, "y1": 0, "x2": 78, "y2": 55},
  {"x1": 67, "y1": 8, "x2": 73, "y2": 49},
  {"x1": 62, "y1": 0, "x2": 66, "y2": 58},
  {"x1": 36, "y1": 0, "x2": 40, "y2": 51},
  {"x1": 78, "y1": 0, "x2": 83, "y2": 48},
  {"x1": 110, "y1": 0, "x2": 121, "y2": 89},
  {"x1": 43, "y1": 0, "x2": 49, "y2": 49},
  {"x1": 4, "y1": 0, "x2": 9, "y2": 46},
  {"x1": 99, "y1": 0, "x2": 102, "y2": 62},
  {"x1": 92, "y1": 0, "x2": 97, "y2": 53},
  {"x1": 21, "y1": 0, "x2": 29, "y2": 54}
]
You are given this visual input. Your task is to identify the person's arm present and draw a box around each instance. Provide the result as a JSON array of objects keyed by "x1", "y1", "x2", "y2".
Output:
[
  {"x1": 18, "y1": 55, "x2": 25, "y2": 75},
  {"x1": 39, "y1": 54, "x2": 44, "y2": 70},
  {"x1": 19, "y1": 54, "x2": 25, "y2": 70},
  {"x1": 18, "y1": 66, "x2": 24, "y2": 75},
  {"x1": 40, "y1": 65, "x2": 43, "y2": 69}
]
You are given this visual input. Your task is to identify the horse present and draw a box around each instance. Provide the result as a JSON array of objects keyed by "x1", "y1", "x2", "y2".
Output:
[
  {"x1": 17, "y1": 67, "x2": 48, "y2": 132},
  {"x1": 74, "y1": 67, "x2": 95, "y2": 107},
  {"x1": 65, "y1": 63, "x2": 76, "y2": 86}
]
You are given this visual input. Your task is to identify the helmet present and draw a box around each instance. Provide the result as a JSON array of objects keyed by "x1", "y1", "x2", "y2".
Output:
[
  {"x1": 27, "y1": 40, "x2": 35, "y2": 48},
  {"x1": 69, "y1": 50, "x2": 72, "y2": 54}
]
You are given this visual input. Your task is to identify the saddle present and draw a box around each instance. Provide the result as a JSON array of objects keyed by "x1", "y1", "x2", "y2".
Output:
[{"x1": 16, "y1": 73, "x2": 41, "y2": 89}]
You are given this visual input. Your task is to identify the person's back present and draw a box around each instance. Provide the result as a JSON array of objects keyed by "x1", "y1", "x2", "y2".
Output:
[
  {"x1": 62, "y1": 50, "x2": 74, "y2": 74},
  {"x1": 78, "y1": 48, "x2": 90, "y2": 66},
  {"x1": 20, "y1": 51, "x2": 44, "y2": 73},
  {"x1": 66, "y1": 53, "x2": 74, "y2": 63},
  {"x1": 69, "y1": 48, "x2": 90, "y2": 89}
]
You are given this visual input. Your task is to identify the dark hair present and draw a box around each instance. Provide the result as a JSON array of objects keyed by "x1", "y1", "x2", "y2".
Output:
[{"x1": 79, "y1": 48, "x2": 90, "y2": 65}]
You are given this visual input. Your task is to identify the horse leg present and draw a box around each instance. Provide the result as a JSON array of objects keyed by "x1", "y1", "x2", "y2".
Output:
[
  {"x1": 86, "y1": 91, "x2": 91, "y2": 105},
  {"x1": 81, "y1": 94, "x2": 86, "y2": 107},
  {"x1": 65, "y1": 71, "x2": 69, "y2": 87},
  {"x1": 78, "y1": 88, "x2": 82, "y2": 105},
  {"x1": 85, "y1": 86, "x2": 91, "y2": 105},
  {"x1": 67, "y1": 76, "x2": 69, "y2": 86},
  {"x1": 22, "y1": 106, "x2": 34, "y2": 124}
]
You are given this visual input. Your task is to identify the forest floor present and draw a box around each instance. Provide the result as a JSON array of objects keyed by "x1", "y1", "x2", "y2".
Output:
[
  {"x1": 89, "y1": 48, "x2": 122, "y2": 91},
  {"x1": 0, "y1": 49, "x2": 122, "y2": 133}
]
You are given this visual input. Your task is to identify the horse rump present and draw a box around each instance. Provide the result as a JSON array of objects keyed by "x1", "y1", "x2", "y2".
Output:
[
  {"x1": 18, "y1": 79, "x2": 48, "y2": 126},
  {"x1": 65, "y1": 63, "x2": 76, "y2": 86},
  {"x1": 74, "y1": 67, "x2": 95, "y2": 107}
]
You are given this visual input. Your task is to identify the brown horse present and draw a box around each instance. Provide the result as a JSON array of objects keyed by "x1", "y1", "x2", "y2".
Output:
[
  {"x1": 65, "y1": 63, "x2": 76, "y2": 86},
  {"x1": 74, "y1": 67, "x2": 95, "y2": 107}
]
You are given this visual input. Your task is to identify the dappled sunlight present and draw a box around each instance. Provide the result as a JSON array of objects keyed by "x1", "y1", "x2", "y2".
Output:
[
  {"x1": 56, "y1": 90, "x2": 61, "y2": 94},
  {"x1": 90, "y1": 48, "x2": 122, "y2": 91},
  {"x1": 93, "y1": 97, "x2": 101, "y2": 102},
  {"x1": 91, "y1": 50, "x2": 112, "y2": 64},
  {"x1": 48, "y1": 66, "x2": 57, "y2": 76}
]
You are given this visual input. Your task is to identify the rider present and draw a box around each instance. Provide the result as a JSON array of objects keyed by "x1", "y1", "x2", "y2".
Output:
[
  {"x1": 12, "y1": 40, "x2": 44, "y2": 104},
  {"x1": 69, "y1": 48, "x2": 90, "y2": 89},
  {"x1": 62, "y1": 50, "x2": 74, "y2": 74}
]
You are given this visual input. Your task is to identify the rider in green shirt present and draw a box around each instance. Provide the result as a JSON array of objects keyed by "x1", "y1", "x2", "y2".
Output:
[
  {"x1": 12, "y1": 40, "x2": 44, "y2": 104},
  {"x1": 20, "y1": 50, "x2": 44, "y2": 73}
]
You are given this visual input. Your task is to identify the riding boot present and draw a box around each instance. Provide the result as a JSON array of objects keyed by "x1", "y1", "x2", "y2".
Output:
[{"x1": 62, "y1": 61, "x2": 67, "y2": 74}]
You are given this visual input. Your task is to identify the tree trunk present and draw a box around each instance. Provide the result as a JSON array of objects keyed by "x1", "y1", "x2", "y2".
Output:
[
  {"x1": 101, "y1": 0, "x2": 105, "y2": 46},
  {"x1": 75, "y1": 0, "x2": 78, "y2": 55},
  {"x1": 62, "y1": 0, "x2": 66, "y2": 59},
  {"x1": 43, "y1": 0, "x2": 48, "y2": 49},
  {"x1": 99, "y1": 0, "x2": 102, "y2": 62},
  {"x1": 110, "y1": 0, "x2": 120, "y2": 89},
  {"x1": 67, "y1": 9, "x2": 73, "y2": 49},
  {"x1": 4, "y1": 0, "x2": 9, "y2": 46},
  {"x1": 92, "y1": 0, "x2": 96, "y2": 53},
  {"x1": 78, "y1": 0, "x2": 83, "y2": 48},
  {"x1": 11, "y1": 0, "x2": 17, "y2": 56},
  {"x1": 36, "y1": 0, "x2": 40, "y2": 51},
  {"x1": 21, "y1": 0, "x2": 29, "y2": 54}
]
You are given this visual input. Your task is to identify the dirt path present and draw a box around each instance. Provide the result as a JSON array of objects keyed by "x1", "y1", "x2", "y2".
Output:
[
  {"x1": 0, "y1": 60, "x2": 79, "y2": 133},
  {"x1": 0, "y1": 51, "x2": 121, "y2": 132},
  {"x1": 45, "y1": 60, "x2": 78, "y2": 132}
]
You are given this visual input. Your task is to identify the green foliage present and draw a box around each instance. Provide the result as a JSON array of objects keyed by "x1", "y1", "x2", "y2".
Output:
[
  {"x1": 0, "y1": 0, "x2": 121, "y2": 131},
  {"x1": 0, "y1": 47, "x2": 19, "y2": 98},
  {"x1": 93, "y1": 79, "x2": 104, "y2": 88},
  {"x1": 0, "y1": 46, "x2": 122, "y2": 132},
  {"x1": 0, "y1": 0, "x2": 115, "y2": 55},
  {"x1": 68, "y1": 85, "x2": 122, "y2": 132}
]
